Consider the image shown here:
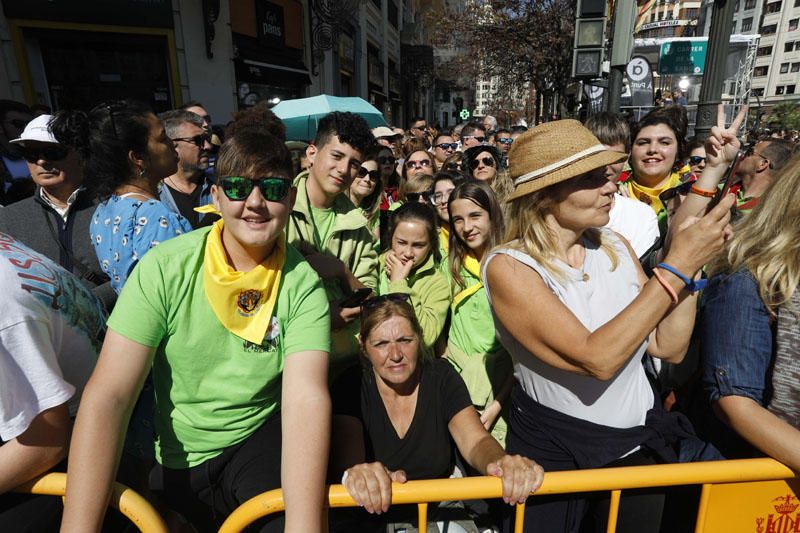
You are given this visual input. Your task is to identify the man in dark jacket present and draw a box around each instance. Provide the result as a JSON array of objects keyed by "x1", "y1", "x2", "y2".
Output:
[{"x1": 0, "y1": 114, "x2": 115, "y2": 310}]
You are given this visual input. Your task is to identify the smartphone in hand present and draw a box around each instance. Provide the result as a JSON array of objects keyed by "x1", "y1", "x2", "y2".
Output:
[
  {"x1": 339, "y1": 287, "x2": 373, "y2": 309},
  {"x1": 707, "y1": 150, "x2": 745, "y2": 212}
]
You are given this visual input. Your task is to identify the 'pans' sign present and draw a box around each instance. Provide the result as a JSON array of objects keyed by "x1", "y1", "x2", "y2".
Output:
[{"x1": 256, "y1": 0, "x2": 285, "y2": 48}]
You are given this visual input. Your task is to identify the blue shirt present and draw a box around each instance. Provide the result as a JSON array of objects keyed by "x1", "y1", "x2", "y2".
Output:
[
  {"x1": 90, "y1": 195, "x2": 193, "y2": 294},
  {"x1": 699, "y1": 268, "x2": 774, "y2": 457}
]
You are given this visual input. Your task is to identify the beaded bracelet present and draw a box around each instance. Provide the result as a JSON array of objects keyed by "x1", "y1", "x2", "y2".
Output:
[{"x1": 652, "y1": 268, "x2": 679, "y2": 305}]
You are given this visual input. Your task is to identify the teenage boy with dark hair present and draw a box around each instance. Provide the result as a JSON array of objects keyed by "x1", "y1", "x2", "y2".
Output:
[{"x1": 287, "y1": 111, "x2": 378, "y2": 374}]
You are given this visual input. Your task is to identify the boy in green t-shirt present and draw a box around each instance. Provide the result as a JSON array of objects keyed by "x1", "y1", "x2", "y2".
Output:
[
  {"x1": 287, "y1": 112, "x2": 378, "y2": 372},
  {"x1": 63, "y1": 130, "x2": 331, "y2": 533}
]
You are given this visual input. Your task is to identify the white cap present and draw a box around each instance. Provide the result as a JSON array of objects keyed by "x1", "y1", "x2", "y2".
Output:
[
  {"x1": 10, "y1": 114, "x2": 57, "y2": 145},
  {"x1": 371, "y1": 126, "x2": 396, "y2": 139}
]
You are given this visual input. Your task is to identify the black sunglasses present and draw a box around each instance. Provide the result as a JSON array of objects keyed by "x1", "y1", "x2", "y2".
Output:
[
  {"x1": 464, "y1": 136, "x2": 486, "y2": 143},
  {"x1": 659, "y1": 180, "x2": 694, "y2": 204},
  {"x1": 470, "y1": 156, "x2": 495, "y2": 169},
  {"x1": 220, "y1": 176, "x2": 291, "y2": 202},
  {"x1": 406, "y1": 190, "x2": 432, "y2": 203},
  {"x1": 172, "y1": 134, "x2": 212, "y2": 148},
  {"x1": 360, "y1": 293, "x2": 412, "y2": 314},
  {"x1": 435, "y1": 142, "x2": 458, "y2": 151},
  {"x1": 689, "y1": 156, "x2": 706, "y2": 165},
  {"x1": 358, "y1": 167, "x2": 381, "y2": 181},
  {"x1": 379, "y1": 156, "x2": 396, "y2": 165},
  {"x1": 21, "y1": 144, "x2": 69, "y2": 163}
]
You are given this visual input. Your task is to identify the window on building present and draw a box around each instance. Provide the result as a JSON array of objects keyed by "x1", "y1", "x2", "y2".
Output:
[
  {"x1": 786, "y1": 41, "x2": 795, "y2": 52},
  {"x1": 792, "y1": 62, "x2": 800, "y2": 72},
  {"x1": 735, "y1": 0, "x2": 740, "y2": 10},
  {"x1": 796, "y1": 42, "x2": 800, "y2": 50},
  {"x1": 388, "y1": 0, "x2": 399, "y2": 28},
  {"x1": 752, "y1": 87, "x2": 765, "y2": 96},
  {"x1": 745, "y1": 0, "x2": 756, "y2": 9},
  {"x1": 754, "y1": 65, "x2": 769, "y2": 76},
  {"x1": 650, "y1": 12, "x2": 656, "y2": 21},
  {"x1": 776, "y1": 86, "x2": 785, "y2": 95},
  {"x1": 795, "y1": 0, "x2": 800, "y2": 7},
  {"x1": 757, "y1": 45, "x2": 773, "y2": 56},
  {"x1": 781, "y1": 62, "x2": 790, "y2": 73},
  {"x1": 788, "y1": 85, "x2": 797, "y2": 94},
  {"x1": 765, "y1": 1, "x2": 783, "y2": 13},
  {"x1": 789, "y1": 18, "x2": 799, "y2": 31},
  {"x1": 742, "y1": 17, "x2": 753, "y2": 31},
  {"x1": 761, "y1": 24, "x2": 777, "y2": 34},
  {"x1": 732, "y1": 20, "x2": 737, "y2": 32}
]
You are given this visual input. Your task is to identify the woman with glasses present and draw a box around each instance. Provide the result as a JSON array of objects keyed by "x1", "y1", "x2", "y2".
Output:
[
  {"x1": 347, "y1": 149, "x2": 384, "y2": 241},
  {"x1": 463, "y1": 145, "x2": 500, "y2": 184},
  {"x1": 330, "y1": 295, "x2": 543, "y2": 531},
  {"x1": 379, "y1": 202, "x2": 450, "y2": 357},
  {"x1": 52, "y1": 101, "x2": 192, "y2": 294},
  {"x1": 444, "y1": 180, "x2": 512, "y2": 447},
  {"x1": 62, "y1": 129, "x2": 332, "y2": 533},
  {"x1": 430, "y1": 170, "x2": 467, "y2": 257},
  {"x1": 402, "y1": 149, "x2": 436, "y2": 182}
]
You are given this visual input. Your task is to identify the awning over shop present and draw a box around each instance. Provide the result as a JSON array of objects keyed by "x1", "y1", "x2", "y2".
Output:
[{"x1": 235, "y1": 58, "x2": 311, "y2": 86}]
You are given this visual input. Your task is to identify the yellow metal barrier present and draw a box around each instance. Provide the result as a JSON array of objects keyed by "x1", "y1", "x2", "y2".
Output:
[
  {"x1": 12, "y1": 472, "x2": 168, "y2": 533},
  {"x1": 218, "y1": 458, "x2": 798, "y2": 533}
]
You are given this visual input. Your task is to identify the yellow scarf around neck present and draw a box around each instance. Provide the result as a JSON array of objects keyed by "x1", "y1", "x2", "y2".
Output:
[
  {"x1": 439, "y1": 224, "x2": 450, "y2": 253},
  {"x1": 625, "y1": 171, "x2": 682, "y2": 215},
  {"x1": 203, "y1": 220, "x2": 285, "y2": 345},
  {"x1": 453, "y1": 253, "x2": 483, "y2": 308}
]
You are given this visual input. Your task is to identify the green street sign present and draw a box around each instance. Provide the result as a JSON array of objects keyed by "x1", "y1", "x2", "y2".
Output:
[
  {"x1": 659, "y1": 40, "x2": 707, "y2": 75},
  {"x1": 459, "y1": 109, "x2": 470, "y2": 120}
]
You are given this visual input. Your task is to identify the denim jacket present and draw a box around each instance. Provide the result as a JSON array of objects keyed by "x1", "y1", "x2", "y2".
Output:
[{"x1": 699, "y1": 268, "x2": 775, "y2": 457}]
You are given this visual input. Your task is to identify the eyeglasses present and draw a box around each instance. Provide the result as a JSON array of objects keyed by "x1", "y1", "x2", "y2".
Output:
[
  {"x1": 20, "y1": 144, "x2": 69, "y2": 163},
  {"x1": 463, "y1": 136, "x2": 486, "y2": 143},
  {"x1": 379, "y1": 156, "x2": 396, "y2": 165},
  {"x1": 497, "y1": 138, "x2": 513, "y2": 145},
  {"x1": 659, "y1": 179, "x2": 694, "y2": 204},
  {"x1": 172, "y1": 134, "x2": 212, "y2": 148},
  {"x1": 357, "y1": 167, "x2": 381, "y2": 182},
  {"x1": 689, "y1": 156, "x2": 706, "y2": 166},
  {"x1": 405, "y1": 159, "x2": 432, "y2": 170},
  {"x1": 430, "y1": 189, "x2": 454, "y2": 205},
  {"x1": 219, "y1": 176, "x2": 291, "y2": 202},
  {"x1": 435, "y1": 142, "x2": 458, "y2": 151},
  {"x1": 470, "y1": 157, "x2": 495, "y2": 169},
  {"x1": 360, "y1": 293, "x2": 412, "y2": 314},
  {"x1": 745, "y1": 145, "x2": 772, "y2": 167},
  {"x1": 406, "y1": 190, "x2": 432, "y2": 203},
  {"x1": 412, "y1": 124, "x2": 428, "y2": 131}
]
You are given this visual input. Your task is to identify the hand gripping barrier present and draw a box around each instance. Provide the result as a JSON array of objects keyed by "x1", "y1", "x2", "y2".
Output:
[
  {"x1": 218, "y1": 458, "x2": 798, "y2": 533},
  {"x1": 12, "y1": 472, "x2": 168, "y2": 533}
]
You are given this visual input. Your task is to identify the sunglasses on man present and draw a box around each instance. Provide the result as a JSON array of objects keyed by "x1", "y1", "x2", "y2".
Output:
[
  {"x1": 220, "y1": 176, "x2": 291, "y2": 202},
  {"x1": 463, "y1": 136, "x2": 486, "y2": 143},
  {"x1": 172, "y1": 134, "x2": 212, "y2": 148},
  {"x1": 658, "y1": 180, "x2": 694, "y2": 204},
  {"x1": 405, "y1": 159, "x2": 432, "y2": 170},
  {"x1": 357, "y1": 167, "x2": 381, "y2": 182},
  {"x1": 497, "y1": 138, "x2": 513, "y2": 145},
  {"x1": 435, "y1": 142, "x2": 458, "y2": 151},
  {"x1": 470, "y1": 156, "x2": 495, "y2": 169},
  {"x1": 21, "y1": 144, "x2": 69, "y2": 163},
  {"x1": 689, "y1": 156, "x2": 706, "y2": 166}
]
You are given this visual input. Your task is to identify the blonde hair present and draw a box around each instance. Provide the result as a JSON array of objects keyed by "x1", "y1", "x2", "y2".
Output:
[
  {"x1": 501, "y1": 182, "x2": 619, "y2": 282},
  {"x1": 707, "y1": 153, "x2": 800, "y2": 314}
]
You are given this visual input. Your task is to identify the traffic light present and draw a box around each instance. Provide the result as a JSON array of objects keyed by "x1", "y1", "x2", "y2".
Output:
[{"x1": 572, "y1": 0, "x2": 607, "y2": 78}]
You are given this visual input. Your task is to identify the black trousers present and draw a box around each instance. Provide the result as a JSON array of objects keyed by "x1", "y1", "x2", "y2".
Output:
[{"x1": 152, "y1": 413, "x2": 284, "y2": 533}]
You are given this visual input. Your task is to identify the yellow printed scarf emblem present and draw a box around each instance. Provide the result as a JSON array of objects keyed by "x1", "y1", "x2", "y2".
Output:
[
  {"x1": 453, "y1": 253, "x2": 483, "y2": 308},
  {"x1": 203, "y1": 220, "x2": 285, "y2": 345},
  {"x1": 625, "y1": 170, "x2": 682, "y2": 216},
  {"x1": 439, "y1": 224, "x2": 450, "y2": 253}
]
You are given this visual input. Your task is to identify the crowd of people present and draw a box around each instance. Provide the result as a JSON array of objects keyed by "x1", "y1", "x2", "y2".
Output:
[{"x1": 0, "y1": 95, "x2": 798, "y2": 533}]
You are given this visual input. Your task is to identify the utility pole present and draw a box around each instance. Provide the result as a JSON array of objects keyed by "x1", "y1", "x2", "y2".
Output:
[
  {"x1": 695, "y1": 0, "x2": 737, "y2": 140},
  {"x1": 606, "y1": 0, "x2": 637, "y2": 113}
]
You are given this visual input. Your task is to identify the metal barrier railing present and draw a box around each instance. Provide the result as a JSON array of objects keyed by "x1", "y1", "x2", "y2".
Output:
[
  {"x1": 218, "y1": 458, "x2": 798, "y2": 533},
  {"x1": 12, "y1": 472, "x2": 168, "y2": 533}
]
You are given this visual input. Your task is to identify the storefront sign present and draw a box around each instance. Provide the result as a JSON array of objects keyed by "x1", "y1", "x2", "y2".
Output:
[
  {"x1": 659, "y1": 40, "x2": 707, "y2": 75},
  {"x1": 1, "y1": 0, "x2": 173, "y2": 28},
  {"x1": 256, "y1": 0, "x2": 284, "y2": 48},
  {"x1": 639, "y1": 19, "x2": 692, "y2": 31}
]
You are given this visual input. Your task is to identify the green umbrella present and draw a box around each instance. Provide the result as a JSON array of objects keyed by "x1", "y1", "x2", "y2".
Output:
[{"x1": 272, "y1": 95, "x2": 388, "y2": 141}]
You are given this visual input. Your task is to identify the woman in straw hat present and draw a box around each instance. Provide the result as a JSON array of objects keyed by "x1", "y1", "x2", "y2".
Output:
[{"x1": 482, "y1": 119, "x2": 736, "y2": 532}]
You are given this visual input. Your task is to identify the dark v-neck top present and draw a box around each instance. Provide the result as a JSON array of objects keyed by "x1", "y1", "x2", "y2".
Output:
[{"x1": 333, "y1": 359, "x2": 472, "y2": 480}]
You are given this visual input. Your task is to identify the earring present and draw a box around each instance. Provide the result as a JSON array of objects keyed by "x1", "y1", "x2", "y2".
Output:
[{"x1": 139, "y1": 166, "x2": 148, "y2": 178}]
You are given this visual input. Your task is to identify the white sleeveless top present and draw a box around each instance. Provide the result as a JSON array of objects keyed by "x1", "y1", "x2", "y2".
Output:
[{"x1": 482, "y1": 230, "x2": 654, "y2": 429}]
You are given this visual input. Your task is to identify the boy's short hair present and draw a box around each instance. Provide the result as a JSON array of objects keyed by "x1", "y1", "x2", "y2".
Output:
[
  {"x1": 313, "y1": 112, "x2": 375, "y2": 157},
  {"x1": 584, "y1": 112, "x2": 631, "y2": 152}
]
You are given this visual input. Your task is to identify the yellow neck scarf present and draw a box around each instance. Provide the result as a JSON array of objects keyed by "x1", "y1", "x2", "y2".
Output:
[
  {"x1": 625, "y1": 171, "x2": 682, "y2": 215},
  {"x1": 453, "y1": 253, "x2": 483, "y2": 308},
  {"x1": 439, "y1": 224, "x2": 450, "y2": 253},
  {"x1": 203, "y1": 220, "x2": 285, "y2": 345}
]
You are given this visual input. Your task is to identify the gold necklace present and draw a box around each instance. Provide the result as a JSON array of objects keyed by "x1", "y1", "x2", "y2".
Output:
[{"x1": 166, "y1": 176, "x2": 195, "y2": 195}]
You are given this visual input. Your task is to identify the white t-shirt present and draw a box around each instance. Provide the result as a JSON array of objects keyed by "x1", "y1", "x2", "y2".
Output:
[
  {"x1": 605, "y1": 193, "x2": 659, "y2": 258},
  {"x1": 483, "y1": 230, "x2": 653, "y2": 429},
  {"x1": 0, "y1": 232, "x2": 105, "y2": 442}
]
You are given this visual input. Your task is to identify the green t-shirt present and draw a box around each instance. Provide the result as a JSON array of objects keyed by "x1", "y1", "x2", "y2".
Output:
[
  {"x1": 310, "y1": 206, "x2": 336, "y2": 250},
  {"x1": 108, "y1": 227, "x2": 331, "y2": 469}
]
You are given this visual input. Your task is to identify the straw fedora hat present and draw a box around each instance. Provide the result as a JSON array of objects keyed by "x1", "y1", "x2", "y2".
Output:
[{"x1": 507, "y1": 119, "x2": 628, "y2": 201}]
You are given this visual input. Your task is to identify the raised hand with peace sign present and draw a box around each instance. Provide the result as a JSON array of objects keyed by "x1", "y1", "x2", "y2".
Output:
[{"x1": 704, "y1": 103, "x2": 748, "y2": 169}]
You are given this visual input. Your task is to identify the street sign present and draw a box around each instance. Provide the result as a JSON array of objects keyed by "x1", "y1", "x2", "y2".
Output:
[
  {"x1": 659, "y1": 40, "x2": 707, "y2": 75},
  {"x1": 459, "y1": 109, "x2": 470, "y2": 120}
]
